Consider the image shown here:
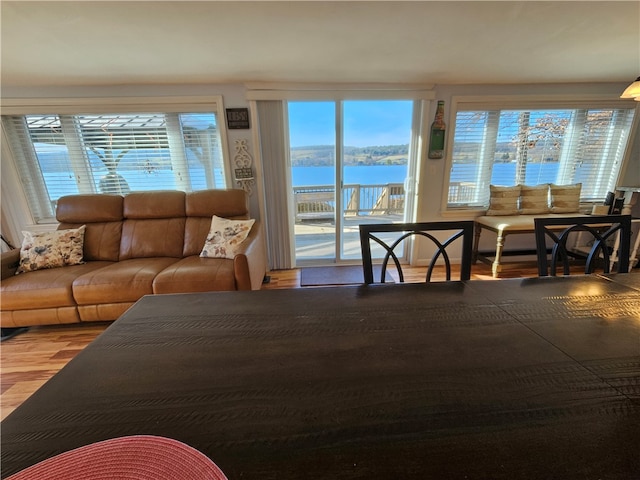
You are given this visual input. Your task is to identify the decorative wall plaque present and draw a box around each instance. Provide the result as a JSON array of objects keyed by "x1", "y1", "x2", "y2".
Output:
[
  {"x1": 233, "y1": 139, "x2": 255, "y2": 195},
  {"x1": 226, "y1": 108, "x2": 250, "y2": 129}
]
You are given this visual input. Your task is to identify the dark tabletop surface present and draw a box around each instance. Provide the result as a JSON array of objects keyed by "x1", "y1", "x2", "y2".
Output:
[
  {"x1": 2, "y1": 275, "x2": 639, "y2": 479},
  {"x1": 599, "y1": 270, "x2": 640, "y2": 291}
]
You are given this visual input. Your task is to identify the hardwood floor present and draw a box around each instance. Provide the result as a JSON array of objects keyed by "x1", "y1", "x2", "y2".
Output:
[
  {"x1": 1, "y1": 261, "x2": 540, "y2": 420},
  {"x1": 1, "y1": 323, "x2": 112, "y2": 420}
]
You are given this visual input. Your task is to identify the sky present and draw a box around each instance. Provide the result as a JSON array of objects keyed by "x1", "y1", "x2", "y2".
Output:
[{"x1": 288, "y1": 100, "x2": 414, "y2": 148}]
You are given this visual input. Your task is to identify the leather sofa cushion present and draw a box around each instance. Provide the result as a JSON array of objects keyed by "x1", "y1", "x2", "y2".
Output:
[
  {"x1": 186, "y1": 189, "x2": 249, "y2": 218},
  {"x1": 72, "y1": 258, "x2": 179, "y2": 305},
  {"x1": 58, "y1": 222, "x2": 123, "y2": 262},
  {"x1": 120, "y1": 218, "x2": 186, "y2": 259},
  {"x1": 183, "y1": 217, "x2": 214, "y2": 257},
  {"x1": 56, "y1": 194, "x2": 125, "y2": 262},
  {"x1": 124, "y1": 191, "x2": 185, "y2": 219},
  {"x1": 153, "y1": 256, "x2": 237, "y2": 294},
  {"x1": 1, "y1": 262, "x2": 113, "y2": 310},
  {"x1": 57, "y1": 194, "x2": 124, "y2": 223},
  {"x1": 78, "y1": 302, "x2": 136, "y2": 323},
  {"x1": 120, "y1": 191, "x2": 186, "y2": 259},
  {"x1": 2, "y1": 307, "x2": 81, "y2": 327}
]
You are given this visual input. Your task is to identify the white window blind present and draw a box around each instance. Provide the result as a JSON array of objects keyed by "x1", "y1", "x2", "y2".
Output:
[
  {"x1": 446, "y1": 103, "x2": 636, "y2": 209},
  {"x1": 3, "y1": 110, "x2": 227, "y2": 223}
]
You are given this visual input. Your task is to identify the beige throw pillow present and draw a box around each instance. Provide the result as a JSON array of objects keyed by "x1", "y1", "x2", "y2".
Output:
[
  {"x1": 519, "y1": 184, "x2": 550, "y2": 214},
  {"x1": 486, "y1": 185, "x2": 521, "y2": 215},
  {"x1": 16, "y1": 225, "x2": 86, "y2": 274},
  {"x1": 550, "y1": 183, "x2": 582, "y2": 213},
  {"x1": 200, "y1": 216, "x2": 255, "y2": 259}
]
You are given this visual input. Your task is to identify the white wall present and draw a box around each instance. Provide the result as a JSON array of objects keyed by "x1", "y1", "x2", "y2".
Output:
[{"x1": 2, "y1": 82, "x2": 638, "y2": 259}]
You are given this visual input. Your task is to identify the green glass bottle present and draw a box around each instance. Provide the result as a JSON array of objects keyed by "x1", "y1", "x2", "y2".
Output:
[{"x1": 428, "y1": 100, "x2": 446, "y2": 159}]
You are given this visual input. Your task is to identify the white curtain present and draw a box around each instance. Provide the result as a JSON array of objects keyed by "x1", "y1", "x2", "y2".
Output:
[{"x1": 255, "y1": 101, "x2": 294, "y2": 269}]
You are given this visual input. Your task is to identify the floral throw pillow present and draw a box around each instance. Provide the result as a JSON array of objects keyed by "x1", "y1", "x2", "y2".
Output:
[
  {"x1": 16, "y1": 225, "x2": 86, "y2": 274},
  {"x1": 200, "y1": 216, "x2": 255, "y2": 260}
]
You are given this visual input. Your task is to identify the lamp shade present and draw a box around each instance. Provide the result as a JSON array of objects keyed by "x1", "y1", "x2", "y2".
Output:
[{"x1": 620, "y1": 76, "x2": 640, "y2": 100}]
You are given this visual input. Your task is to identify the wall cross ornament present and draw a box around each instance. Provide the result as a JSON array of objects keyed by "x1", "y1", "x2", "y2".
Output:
[{"x1": 233, "y1": 139, "x2": 255, "y2": 195}]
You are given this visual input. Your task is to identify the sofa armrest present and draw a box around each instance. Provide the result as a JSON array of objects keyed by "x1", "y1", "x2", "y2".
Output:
[
  {"x1": 1, "y1": 249, "x2": 20, "y2": 279},
  {"x1": 233, "y1": 220, "x2": 267, "y2": 290}
]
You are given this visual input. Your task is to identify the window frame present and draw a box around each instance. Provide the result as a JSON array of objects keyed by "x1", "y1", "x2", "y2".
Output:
[
  {"x1": 440, "y1": 94, "x2": 638, "y2": 215},
  {"x1": 286, "y1": 98, "x2": 421, "y2": 264},
  {"x1": 1, "y1": 95, "x2": 231, "y2": 226}
]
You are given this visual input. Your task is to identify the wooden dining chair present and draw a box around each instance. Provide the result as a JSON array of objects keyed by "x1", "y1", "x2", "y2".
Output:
[
  {"x1": 534, "y1": 214, "x2": 632, "y2": 276},
  {"x1": 359, "y1": 221, "x2": 475, "y2": 284}
]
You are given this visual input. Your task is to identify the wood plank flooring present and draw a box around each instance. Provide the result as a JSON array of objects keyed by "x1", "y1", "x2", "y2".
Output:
[
  {"x1": 1, "y1": 322, "x2": 112, "y2": 420},
  {"x1": 1, "y1": 261, "x2": 540, "y2": 420}
]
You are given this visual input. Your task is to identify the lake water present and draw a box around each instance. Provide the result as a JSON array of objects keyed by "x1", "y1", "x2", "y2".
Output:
[
  {"x1": 292, "y1": 163, "x2": 561, "y2": 187},
  {"x1": 292, "y1": 165, "x2": 408, "y2": 186},
  {"x1": 45, "y1": 163, "x2": 564, "y2": 199}
]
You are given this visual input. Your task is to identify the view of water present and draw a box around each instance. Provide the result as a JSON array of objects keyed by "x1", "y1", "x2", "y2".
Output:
[
  {"x1": 292, "y1": 165, "x2": 408, "y2": 187},
  {"x1": 292, "y1": 163, "x2": 562, "y2": 187},
  {"x1": 456, "y1": 162, "x2": 561, "y2": 186},
  {"x1": 45, "y1": 163, "x2": 566, "y2": 200}
]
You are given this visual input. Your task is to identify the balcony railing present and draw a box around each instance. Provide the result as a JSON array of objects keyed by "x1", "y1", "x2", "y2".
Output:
[
  {"x1": 448, "y1": 181, "x2": 477, "y2": 204},
  {"x1": 294, "y1": 181, "x2": 478, "y2": 222},
  {"x1": 294, "y1": 183, "x2": 405, "y2": 222}
]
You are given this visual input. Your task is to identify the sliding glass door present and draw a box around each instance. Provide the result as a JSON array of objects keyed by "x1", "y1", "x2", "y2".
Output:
[
  {"x1": 289, "y1": 101, "x2": 337, "y2": 261},
  {"x1": 288, "y1": 100, "x2": 416, "y2": 264}
]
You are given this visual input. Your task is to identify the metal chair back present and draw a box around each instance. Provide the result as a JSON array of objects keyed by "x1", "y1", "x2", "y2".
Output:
[
  {"x1": 359, "y1": 221, "x2": 475, "y2": 284},
  {"x1": 534, "y1": 214, "x2": 632, "y2": 276}
]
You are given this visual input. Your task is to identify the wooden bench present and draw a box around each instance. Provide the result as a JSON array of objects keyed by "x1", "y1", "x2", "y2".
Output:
[{"x1": 473, "y1": 213, "x2": 590, "y2": 278}]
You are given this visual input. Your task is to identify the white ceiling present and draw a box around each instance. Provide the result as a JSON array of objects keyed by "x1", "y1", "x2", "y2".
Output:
[{"x1": 2, "y1": 1, "x2": 639, "y2": 88}]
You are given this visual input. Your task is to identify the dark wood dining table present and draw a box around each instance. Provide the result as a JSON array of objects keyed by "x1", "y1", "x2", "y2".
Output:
[{"x1": 2, "y1": 274, "x2": 639, "y2": 479}]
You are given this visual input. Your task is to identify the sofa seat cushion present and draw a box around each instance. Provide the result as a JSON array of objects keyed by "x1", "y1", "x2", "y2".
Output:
[
  {"x1": 153, "y1": 256, "x2": 237, "y2": 294},
  {"x1": 72, "y1": 258, "x2": 179, "y2": 305},
  {"x1": 1, "y1": 262, "x2": 114, "y2": 310},
  {"x1": 476, "y1": 214, "x2": 540, "y2": 234}
]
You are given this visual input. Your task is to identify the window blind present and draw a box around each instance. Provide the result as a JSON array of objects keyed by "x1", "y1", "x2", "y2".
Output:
[
  {"x1": 446, "y1": 105, "x2": 636, "y2": 209},
  {"x1": 2, "y1": 110, "x2": 227, "y2": 223}
]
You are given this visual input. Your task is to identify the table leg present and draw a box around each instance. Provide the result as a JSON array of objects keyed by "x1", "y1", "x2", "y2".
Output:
[{"x1": 472, "y1": 224, "x2": 482, "y2": 264}]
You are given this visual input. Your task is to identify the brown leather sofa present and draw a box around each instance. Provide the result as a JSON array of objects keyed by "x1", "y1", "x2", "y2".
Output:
[{"x1": 1, "y1": 189, "x2": 267, "y2": 327}]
